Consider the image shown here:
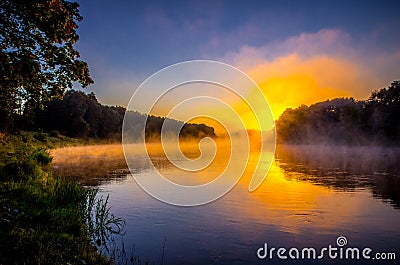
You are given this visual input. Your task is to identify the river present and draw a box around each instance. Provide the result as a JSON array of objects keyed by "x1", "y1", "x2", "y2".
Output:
[{"x1": 51, "y1": 144, "x2": 400, "y2": 265}]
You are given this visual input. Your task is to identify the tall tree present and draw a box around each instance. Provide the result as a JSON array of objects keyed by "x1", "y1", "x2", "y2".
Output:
[{"x1": 0, "y1": 0, "x2": 93, "y2": 130}]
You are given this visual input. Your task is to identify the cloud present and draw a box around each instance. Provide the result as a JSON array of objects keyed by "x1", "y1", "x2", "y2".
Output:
[
  {"x1": 222, "y1": 29, "x2": 400, "y2": 118},
  {"x1": 225, "y1": 29, "x2": 353, "y2": 67}
]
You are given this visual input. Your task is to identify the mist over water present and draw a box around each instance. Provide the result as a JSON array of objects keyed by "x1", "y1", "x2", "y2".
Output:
[
  {"x1": 276, "y1": 144, "x2": 400, "y2": 208},
  {"x1": 51, "y1": 143, "x2": 400, "y2": 264}
]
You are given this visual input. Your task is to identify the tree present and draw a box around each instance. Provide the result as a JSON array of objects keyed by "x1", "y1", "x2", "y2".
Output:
[
  {"x1": 369, "y1": 81, "x2": 400, "y2": 106},
  {"x1": 276, "y1": 81, "x2": 400, "y2": 145},
  {"x1": 367, "y1": 81, "x2": 400, "y2": 141},
  {"x1": 0, "y1": 0, "x2": 93, "y2": 130}
]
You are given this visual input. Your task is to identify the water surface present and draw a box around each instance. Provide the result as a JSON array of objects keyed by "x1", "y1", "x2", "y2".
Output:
[{"x1": 51, "y1": 144, "x2": 400, "y2": 264}]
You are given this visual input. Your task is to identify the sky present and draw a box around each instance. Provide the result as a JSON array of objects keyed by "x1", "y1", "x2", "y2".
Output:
[{"x1": 75, "y1": 0, "x2": 400, "y2": 120}]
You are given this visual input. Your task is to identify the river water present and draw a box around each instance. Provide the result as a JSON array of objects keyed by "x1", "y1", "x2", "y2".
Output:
[{"x1": 51, "y1": 144, "x2": 400, "y2": 265}]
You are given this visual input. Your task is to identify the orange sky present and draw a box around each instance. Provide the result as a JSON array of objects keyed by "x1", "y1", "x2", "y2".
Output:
[
  {"x1": 244, "y1": 54, "x2": 361, "y2": 119},
  {"x1": 171, "y1": 52, "x2": 362, "y2": 133},
  {"x1": 167, "y1": 30, "x2": 400, "y2": 132},
  {"x1": 124, "y1": 29, "x2": 400, "y2": 134},
  {"x1": 191, "y1": 52, "x2": 364, "y2": 131},
  {"x1": 226, "y1": 29, "x2": 400, "y2": 120}
]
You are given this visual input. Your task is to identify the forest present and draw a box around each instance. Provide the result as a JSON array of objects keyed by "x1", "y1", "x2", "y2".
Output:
[
  {"x1": 276, "y1": 80, "x2": 400, "y2": 145},
  {"x1": 14, "y1": 90, "x2": 216, "y2": 140}
]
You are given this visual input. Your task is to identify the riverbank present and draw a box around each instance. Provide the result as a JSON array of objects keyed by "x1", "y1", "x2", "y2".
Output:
[
  {"x1": 0, "y1": 132, "x2": 122, "y2": 264},
  {"x1": 1, "y1": 131, "x2": 121, "y2": 149}
]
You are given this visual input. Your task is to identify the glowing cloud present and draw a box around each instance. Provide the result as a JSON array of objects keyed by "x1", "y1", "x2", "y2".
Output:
[
  {"x1": 224, "y1": 29, "x2": 400, "y2": 119},
  {"x1": 246, "y1": 54, "x2": 358, "y2": 118}
]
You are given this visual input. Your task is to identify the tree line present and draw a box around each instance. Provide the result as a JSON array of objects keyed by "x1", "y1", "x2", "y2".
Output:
[
  {"x1": 276, "y1": 80, "x2": 400, "y2": 145},
  {"x1": 28, "y1": 90, "x2": 215, "y2": 140}
]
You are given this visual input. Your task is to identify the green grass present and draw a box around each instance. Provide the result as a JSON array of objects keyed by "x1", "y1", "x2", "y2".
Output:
[
  {"x1": 0, "y1": 133, "x2": 124, "y2": 264},
  {"x1": 0, "y1": 131, "x2": 119, "y2": 151}
]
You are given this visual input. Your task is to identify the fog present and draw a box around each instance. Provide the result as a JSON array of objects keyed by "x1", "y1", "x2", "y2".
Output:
[{"x1": 276, "y1": 144, "x2": 400, "y2": 208}]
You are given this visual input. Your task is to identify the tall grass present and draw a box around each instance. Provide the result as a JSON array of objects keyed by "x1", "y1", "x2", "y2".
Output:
[
  {"x1": 86, "y1": 189, "x2": 126, "y2": 252},
  {"x1": 0, "y1": 137, "x2": 125, "y2": 264}
]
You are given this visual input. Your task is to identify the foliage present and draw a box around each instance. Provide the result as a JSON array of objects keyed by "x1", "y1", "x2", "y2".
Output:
[
  {"x1": 0, "y1": 179, "x2": 111, "y2": 264},
  {"x1": 276, "y1": 81, "x2": 400, "y2": 145},
  {"x1": 0, "y1": 139, "x2": 124, "y2": 264},
  {"x1": 35, "y1": 90, "x2": 216, "y2": 140},
  {"x1": 48, "y1": 130, "x2": 60, "y2": 137},
  {"x1": 0, "y1": 0, "x2": 93, "y2": 131},
  {"x1": 0, "y1": 144, "x2": 52, "y2": 181},
  {"x1": 33, "y1": 131, "x2": 48, "y2": 142},
  {"x1": 140, "y1": 112, "x2": 216, "y2": 141}
]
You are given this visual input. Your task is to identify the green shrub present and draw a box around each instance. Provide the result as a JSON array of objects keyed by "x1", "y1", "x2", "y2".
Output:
[
  {"x1": 54, "y1": 178, "x2": 87, "y2": 209},
  {"x1": 0, "y1": 138, "x2": 124, "y2": 264},
  {"x1": 0, "y1": 158, "x2": 41, "y2": 182},
  {"x1": 0, "y1": 146, "x2": 51, "y2": 182},
  {"x1": 33, "y1": 132, "x2": 48, "y2": 142},
  {"x1": 22, "y1": 134, "x2": 33, "y2": 143},
  {"x1": 49, "y1": 130, "x2": 60, "y2": 138},
  {"x1": 31, "y1": 148, "x2": 52, "y2": 165}
]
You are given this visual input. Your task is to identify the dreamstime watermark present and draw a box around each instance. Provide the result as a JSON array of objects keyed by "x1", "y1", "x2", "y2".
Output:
[
  {"x1": 257, "y1": 236, "x2": 397, "y2": 261},
  {"x1": 122, "y1": 60, "x2": 276, "y2": 206}
]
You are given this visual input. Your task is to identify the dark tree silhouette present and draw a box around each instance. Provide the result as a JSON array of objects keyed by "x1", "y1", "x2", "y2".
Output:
[
  {"x1": 0, "y1": 0, "x2": 92, "y2": 130},
  {"x1": 366, "y1": 81, "x2": 400, "y2": 141},
  {"x1": 37, "y1": 90, "x2": 216, "y2": 140},
  {"x1": 276, "y1": 81, "x2": 400, "y2": 145}
]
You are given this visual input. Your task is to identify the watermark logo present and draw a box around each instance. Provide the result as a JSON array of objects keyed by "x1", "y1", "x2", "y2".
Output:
[
  {"x1": 336, "y1": 235, "x2": 347, "y2": 247},
  {"x1": 122, "y1": 60, "x2": 275, "y2": 206},
  {"x1": 257, "y1": 236, "x2": 396, "y2": 261}
]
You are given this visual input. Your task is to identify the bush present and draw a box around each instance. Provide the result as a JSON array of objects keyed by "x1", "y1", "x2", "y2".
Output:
[
  {"x1": 33, "y1": 132, "x2": 48, "y2": 142},
  {"x1": 0, "y1": 158, "x2": 41, "y2": 182},
  {"x1": 31, "y1": 148, "x2": 52, "y2": 165},
  {"x1": 0, "y1": 138, "x2": 124, "y2": 264},
  {"x1": 54, "y1": 178, "x2": 87, "y2": 208},
  {"x1": 0, "y1": 146, "x2": 51, "y2": 182},
  {"x1": 49, "y1": 130, "x2": 60, "y2": 138}
]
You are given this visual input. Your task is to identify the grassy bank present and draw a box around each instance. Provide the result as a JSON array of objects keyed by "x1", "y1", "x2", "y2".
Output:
[
  {"x1": 0, "y1": 131, "x2": 120, "y2": 150},
  {"x1": 0, "y1": 133, "x2": 124, "y2": 264}
]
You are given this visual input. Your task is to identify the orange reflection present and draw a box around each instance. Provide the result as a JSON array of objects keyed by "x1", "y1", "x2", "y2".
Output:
[
  {"x1": 228, "y1": 150, "x2": 377, "y2": 234},
  {"x1": 51, "y1": 144, "x2": 395, "y2": 235}
]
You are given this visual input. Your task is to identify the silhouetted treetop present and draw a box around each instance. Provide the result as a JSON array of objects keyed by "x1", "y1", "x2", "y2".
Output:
[
  {"x1": 276, "y1": 81, "x2": 400, "y2": 145},
  {"x1": 0, "y1": 0, "x2": 92, "y2": 130},
  {"x1": 369, "y1": 81, "x2": 400, "y2": 106},
  {"x1": 36, "y1": 90, "x2": 215, "y2": 140}
]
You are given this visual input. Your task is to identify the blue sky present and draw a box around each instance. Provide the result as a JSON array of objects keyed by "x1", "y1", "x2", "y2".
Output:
[{"x1": 75, "y1": 0, "x2": 400, "y2": 116}]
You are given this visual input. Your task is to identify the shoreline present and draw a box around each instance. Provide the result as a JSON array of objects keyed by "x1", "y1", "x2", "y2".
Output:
[{"x1": 0, "y1": 132, "x2": 122, "y2": 264}]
